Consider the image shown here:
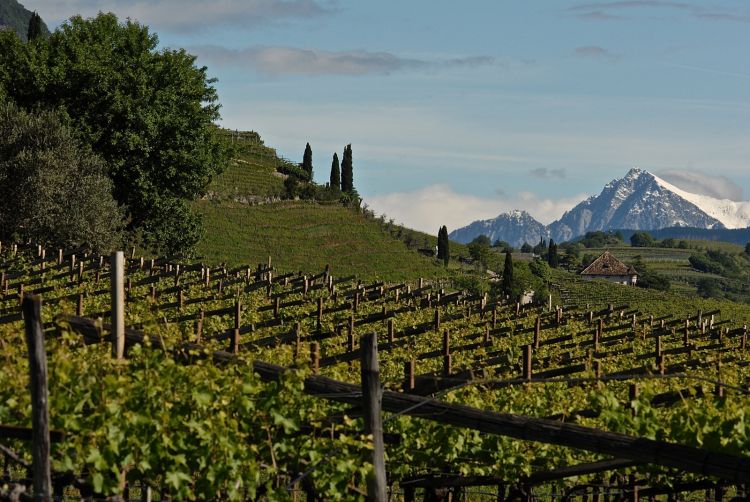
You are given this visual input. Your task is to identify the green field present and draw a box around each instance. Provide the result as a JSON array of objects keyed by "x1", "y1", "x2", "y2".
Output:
[
  {"x1": 196, "y1": 130, "x2": 467, "y2": 280},
  {"x1": 195, "y1": 199, "x2": 451, "y2": 280}
]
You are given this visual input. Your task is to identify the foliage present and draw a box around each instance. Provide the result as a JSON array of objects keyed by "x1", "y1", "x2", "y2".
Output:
[
  {"x1": 26, "y1": 11, "x2": 44, "y2": 42},
  {"x1": 577, "y1": 231, "x2": 623, "y2": 248},
  {"x1": 437, "y1": 225, "x2": 450, "y2": 266},
  {"x1": 0, "y1": 0, "x2": 49, "y2": 42},
  {"x1": 630, "y1": 231, "x2": 655, "y2": 248},
  {"x1": 689, "y1": 253, "x2": 725, "y2": 275},
  {"x1": 302, "y1": 142, "x2": 313, "y2": 179},
  {"x1": 0, "y1": 103, "x2": 122, "y2": 250},
  {"x1": 468, "y1": 236, "x2": 492, "y2": 269},
  {"x1": 631, "y1": 259, "x2": 671, "y2": 291},
  {"x1": 520, "y1": 243, "x2": 533, "y2": 253},
  {"x1": 502, "y1": 251, "x2": 513, "y2": 297},
  {"x1": 340, "y1": 144, "x2": 353, "y2": 194},
  {"x1": 0, "y1": 13, "x2": 229, "y2": 256},
  {"x1": 547, "y1": 239, "x2": 559, "y2": 268},
  {"x1": 329, "y1": 152, "x2": 341, "y2": 191},
  {"x1": 493, "y1": 240, "x2": 514, "y2": 253}
]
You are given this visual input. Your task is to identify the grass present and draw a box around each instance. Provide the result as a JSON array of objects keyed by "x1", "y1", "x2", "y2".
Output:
[
  {"x1": 195, "y1": 199, "x2": 451, "y2": 281},
  {"x1": 195, "y1": 129, "x2": 469, "y2": 281},
  {"x1": 208, "y1": 130, "x2": 295, "y2": 201}
]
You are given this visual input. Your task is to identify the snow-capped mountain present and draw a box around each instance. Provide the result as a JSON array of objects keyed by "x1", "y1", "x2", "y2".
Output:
[
  {"x1": 450, "y1": 168, "x2": 750, "y2": 246},
  {"x1": 448, "y1": 210, "x2": 548, "y2": 248}
]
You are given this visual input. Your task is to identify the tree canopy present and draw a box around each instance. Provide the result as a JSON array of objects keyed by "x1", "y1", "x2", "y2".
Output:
[
  {"x1": 0, "y1": 13, "x2": 229, "y2": 255},
  {"x1": 0, "y1": 103, "x2": 122, "y2": 250}
]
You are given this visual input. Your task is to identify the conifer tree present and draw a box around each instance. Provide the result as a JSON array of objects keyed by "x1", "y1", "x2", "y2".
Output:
[
  {"x1": 329, "y1": 152, "x2": 340, "y2": 190},
  {"x1": 548, "y1": 239, "x2": 559, "y2": 268},
  {"x1": 437, "y1": 225, "x2": 450, "y2": 266},
  {"x1": 27, "y1": 12, "x2": 43, "y2": 42},
  {"x1": 341, "y1": 144, "x2": 353, "y2": 193},
  {"x1": 502, "y1": 250, "x2": 514, "y2": 298},
  {"x1": 302, "y1": 142, "x2": 313, "y2": 179}
]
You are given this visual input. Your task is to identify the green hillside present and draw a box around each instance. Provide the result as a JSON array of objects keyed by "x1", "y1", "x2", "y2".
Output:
[
  {"x1": 0, "y1": 0, "x2": 49, "y2": 41},
  {"x1": 196, "y1": 130, "x2": 455, "y2": 280}
]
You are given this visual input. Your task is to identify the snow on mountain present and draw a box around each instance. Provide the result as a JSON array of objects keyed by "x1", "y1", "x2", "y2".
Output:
[
  {"x1": 651, "y1": 173, "x2": 750, "y2": 229},
  {"x1": 450, "y1": 168, "x2": 750, "y2": 246}
]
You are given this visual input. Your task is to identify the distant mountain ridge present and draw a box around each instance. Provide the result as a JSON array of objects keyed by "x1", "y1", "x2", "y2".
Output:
[
  {"x1": 450, "y1": 168, "x2": 750, "y2": 246},
  {"x1": 448, "y1": 209, "x2": 548, "y2": 247},
  {"x1": 0, "y1": 0, "x2": 50, "y2": 41}
]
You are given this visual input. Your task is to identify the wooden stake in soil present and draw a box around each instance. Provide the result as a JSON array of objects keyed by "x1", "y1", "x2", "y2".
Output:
[
  {"x1": 360, "y1": 332, "x2": 387, "y2": 502},
  {"x1": 110, "y1": 251, "x2": 125, "y2": 360},
  {"x1": 22, "y1": 295, "x2": 52, "y2": 501},
  {"x1": 523, "y1": 345, "x2": 532, "y2": 380}
]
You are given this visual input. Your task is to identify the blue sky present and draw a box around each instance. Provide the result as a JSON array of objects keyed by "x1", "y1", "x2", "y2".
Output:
[{"x1": 31, "y1": 0, "x2": 750, "y2": 232}]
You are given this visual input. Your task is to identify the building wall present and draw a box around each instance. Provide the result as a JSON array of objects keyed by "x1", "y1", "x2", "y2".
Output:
[{"x1": 582, "y1": 274, "x2": 637, "y2": 286}]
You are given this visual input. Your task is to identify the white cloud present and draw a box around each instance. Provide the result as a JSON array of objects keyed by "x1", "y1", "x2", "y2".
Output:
[
  {"x1": 191, "y1": 45, "x2": 494, "y2": 76},
  {"x1": 28, "y1": 0, "x2": 332, "y2": 31},
  {"x1": 657, "y1": 169, "x2": 745, "y2": 201},
  {"x1": 365, "y1": 184, "x2": 587, "y2": 234}
]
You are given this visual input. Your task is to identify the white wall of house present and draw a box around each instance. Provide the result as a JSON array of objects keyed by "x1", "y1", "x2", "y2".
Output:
[{"x1": 582, "y1": 275, "x2": 637, "y2": 286}]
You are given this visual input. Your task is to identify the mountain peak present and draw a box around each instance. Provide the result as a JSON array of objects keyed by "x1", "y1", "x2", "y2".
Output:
[{"x1": 451, "y1": 168, "x2": 750, "y2": 246}]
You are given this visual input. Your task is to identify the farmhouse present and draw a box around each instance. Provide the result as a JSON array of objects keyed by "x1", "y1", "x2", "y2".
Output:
[{"x1": 581, "y1": 251, "x2": 638, "y2": 286}]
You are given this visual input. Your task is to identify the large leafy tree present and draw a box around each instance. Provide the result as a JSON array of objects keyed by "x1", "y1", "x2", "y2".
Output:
[
  {"x1": 0, "y1": 103, "x2": 122, "y2": 250},
  {"x1": 0, "y1": 13, "x2": 228, "y2": 256}
]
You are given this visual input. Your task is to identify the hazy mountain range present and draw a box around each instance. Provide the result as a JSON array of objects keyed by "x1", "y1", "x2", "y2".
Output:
[{"x1": 450, "y1": 168, "x2": 750, "y2": 246}]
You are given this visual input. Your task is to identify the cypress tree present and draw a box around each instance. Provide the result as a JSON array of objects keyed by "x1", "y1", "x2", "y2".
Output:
[
  {"x1": 27, "y1": 12, "x2": 43, "y2": 42},
  {"x1": 329, "y1": 152, "x2": 340, "y2": 190},
  {"x1": 341, "y1": 144, "x2": 353, "y2": 193},
  {"x1": 502, "y1": 250, "x2": 514, "y2": 298},
  {"x1": 437, "y1": 225, "x2": 450, "y2": 266},
  {"x1": 548, "y1": 239, "x2": 559, "y2": 268},
  {"x1": 302, "y1": 143, "x2": 313, "y2": 179}
]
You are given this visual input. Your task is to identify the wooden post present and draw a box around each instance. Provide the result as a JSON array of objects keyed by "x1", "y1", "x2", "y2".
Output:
[
  {"x1": 110, "y1": 251, "x2": 125, "y2": 360},
  {"x1": 317, "y1": 297, "x2": 323, "y2": 330},
  {"x1": 492, "y1": 307, "x2": 497, "y2": 329},
  {"x1": 387, "y1": 319, "x2": 395, "y2": 344},
  {"x1": 76, "y1": 292, "x2": 84, "y2": 316},
  {"x1": 294, "y1": 322, "x2": 301, "y2": 361},
  {"x1": 404, "y1": 360, "x2": 415, "y2": 391},
  {"x1": 310, "y1": 342, "x2": 320, "y2": 374},
  {"x1": 523, "y1": 345, "x2": 532, "y2": 380},
  {"x1": 234, "y1": 300, "x2": 242, "y2": 330},
  {"x1": 434, "y1": 308, "x2": 440, "y2": 332},
  {"x1": 22, "y1": 295, "x2": 52, "y2": 501},
  {"x1": 196, "y1": 309, "x2": 204, "y2": 344},
  {"x1": 534, "y1": 317, "x2": 541, "y2": 349},
  {"x1": 360, "y1": 332, "x2": 387, "y2": 502},
  {"x1": 274, "y1": 297, "x2": 280, "y2": 319},
  {"x1": 629, "y1": 383, "x2": 639, "y2": 417}
]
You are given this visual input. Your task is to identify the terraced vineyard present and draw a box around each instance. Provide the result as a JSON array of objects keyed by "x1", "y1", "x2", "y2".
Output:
[
  {"x1": 195, "y1": 130, "x2": 453, "y2": 280},
  {"x1": 3, "y1": 243, "x2": 750, "y2": 500}
]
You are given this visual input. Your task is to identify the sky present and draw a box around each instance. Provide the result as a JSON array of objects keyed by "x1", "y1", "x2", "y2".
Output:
[{"x1": 28, "y1": 0, "x2": 750, "y2": 234}]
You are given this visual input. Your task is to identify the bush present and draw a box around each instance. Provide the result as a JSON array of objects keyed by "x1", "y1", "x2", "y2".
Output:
[
  {"x1": 0, "y1": 104, "x2": 122, "y2": 250},
  {"x1": 630, "y1": 231, "x2": 654, "y2": 247}
]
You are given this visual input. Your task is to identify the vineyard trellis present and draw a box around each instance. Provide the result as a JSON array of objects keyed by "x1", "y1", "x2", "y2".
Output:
[{"x1": 2, "y1": 242, "x2": 750, "y2": 500}]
